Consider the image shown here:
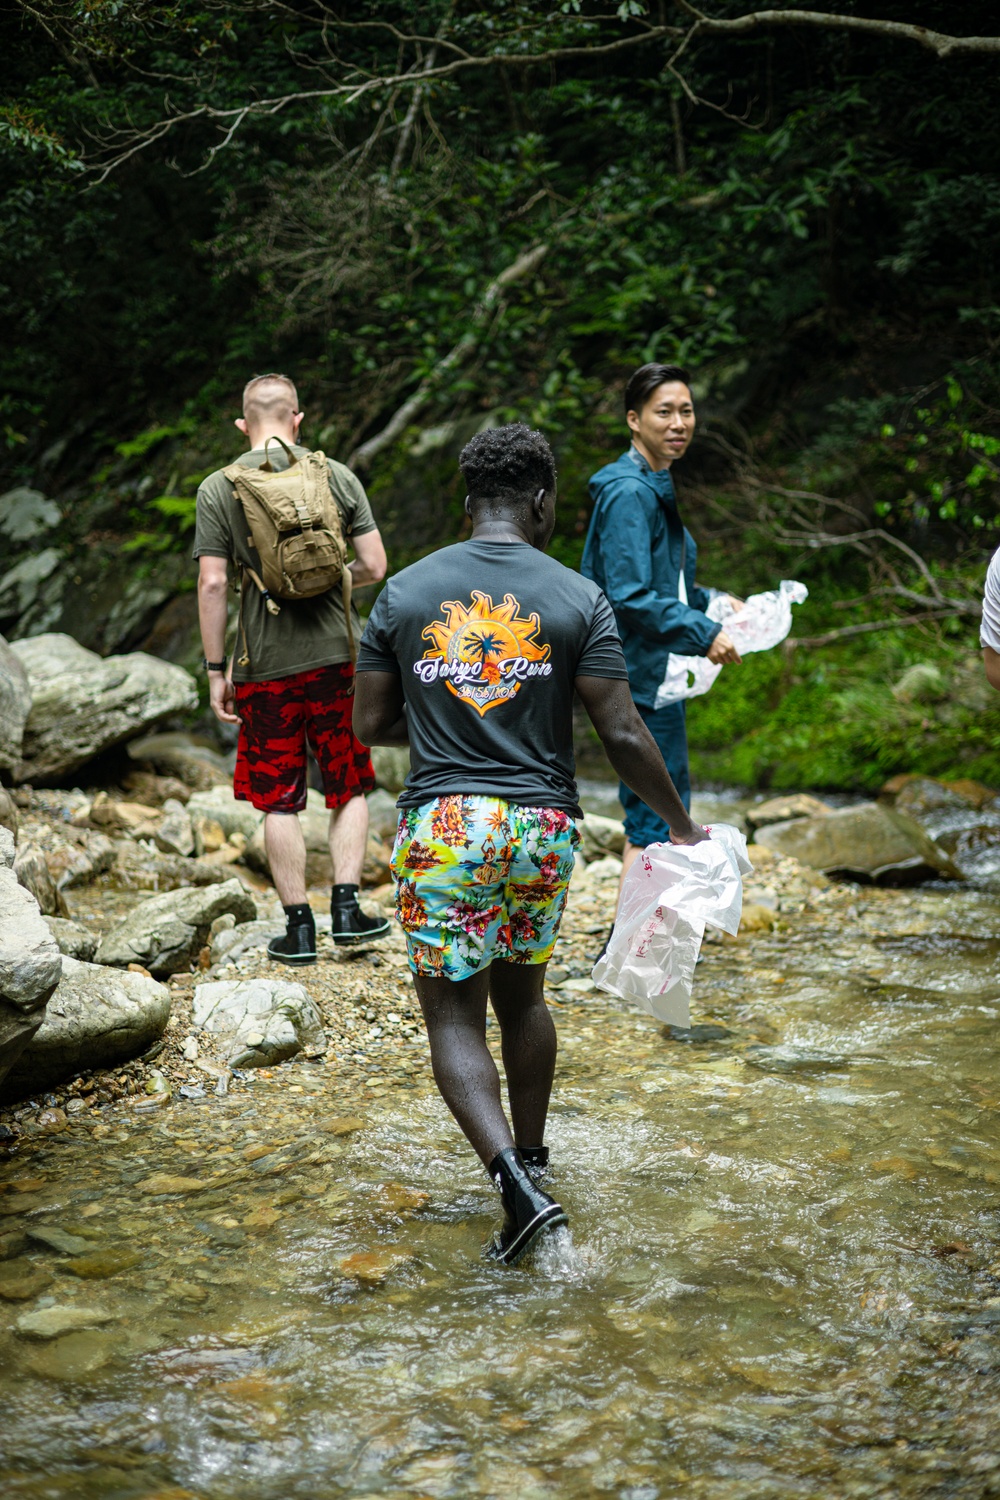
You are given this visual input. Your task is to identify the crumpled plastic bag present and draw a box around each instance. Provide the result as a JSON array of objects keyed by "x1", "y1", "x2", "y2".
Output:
[
  {"x1": 592, "y1": 824, "x2": 753, "y2": 1027},
  {"x1": 654, "y1": 579, "x2": 808, "y2": 708}
]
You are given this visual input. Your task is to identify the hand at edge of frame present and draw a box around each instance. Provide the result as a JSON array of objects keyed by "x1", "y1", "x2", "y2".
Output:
[
  {"x1": 669, "y1": 824, "x2": 712, "y2": 846},
  {"x1": 706, "y1": 629, "x2": 742, "y2": 666}
]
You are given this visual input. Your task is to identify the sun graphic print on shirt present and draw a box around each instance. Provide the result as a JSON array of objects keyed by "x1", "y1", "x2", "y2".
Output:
[{"x1": 414, "y1": 590, "x2": 553, "y2": 716}]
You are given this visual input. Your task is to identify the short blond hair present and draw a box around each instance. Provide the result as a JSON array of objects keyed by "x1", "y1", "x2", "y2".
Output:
[{"x1": 242, "y1": 373, "x2": 299, "y2": 428}]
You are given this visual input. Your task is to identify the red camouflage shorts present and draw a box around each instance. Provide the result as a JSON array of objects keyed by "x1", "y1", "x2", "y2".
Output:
[{"x1": 233, "y1": 663, "x2": 376, "y2": 814}]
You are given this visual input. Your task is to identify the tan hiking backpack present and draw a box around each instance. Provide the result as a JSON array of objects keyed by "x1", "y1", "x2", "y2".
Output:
[{"x1": 222, "y1": 435, "x2": 355, "y2": 672}]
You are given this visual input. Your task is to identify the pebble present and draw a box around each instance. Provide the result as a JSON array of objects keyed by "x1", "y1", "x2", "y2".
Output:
[
  {"x1": 63, "y1": 1246, "x2": 144, "y2": 1279},
  {"x1": 137, "y1": 1174, "x2": 207, "y2": 1195},
  {"x1": 0, "y1": 1260, "x2": 54, "y2": 1301},
  {"x1": 27, "y1": 1225, "x2": 94, "y2": 1255},
  {"x1": 23, "y1": 1329, "x2": 118, "y2": 1380},
  {"x1": 338, "y1": 1248, "x2": 416, "y2": 1285}
]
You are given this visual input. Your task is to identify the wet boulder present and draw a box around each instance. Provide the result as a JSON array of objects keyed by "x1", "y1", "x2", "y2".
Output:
[
  {"x1": 192, "y1": 976, "x2": 326, "y2": 1067},
  {"x1": 94, "y1": 878, "x2": 257, "y2": 976},
  {"x1": 12, "y1": 634, "x2": 198, "y2": 783},
  {"x1": 3, "y1": 957, "x2": 171, "y2": 1099},
  {"x1": 745, "y1": 793, "x2": 833, "y2": 833},
  {"x1": 0, "y1": 633, "x2": 31, "y2": 775},
  {"x1": 754, "y1": 803, "x2": 962, "y2": 883},
  {"x1": 0, "y1": 868, "x2": 63, "y2": 1098}
]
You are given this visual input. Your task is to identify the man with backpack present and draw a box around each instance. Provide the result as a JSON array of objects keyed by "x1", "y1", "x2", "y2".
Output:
[{"x1": 195, "y1": 372, "x2": 390, "y2": 964}]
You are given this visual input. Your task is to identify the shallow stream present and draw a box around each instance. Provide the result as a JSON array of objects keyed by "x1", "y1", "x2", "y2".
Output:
[{"x1": 2, "y1": 797, "x2": 1000, "y2": 1498}]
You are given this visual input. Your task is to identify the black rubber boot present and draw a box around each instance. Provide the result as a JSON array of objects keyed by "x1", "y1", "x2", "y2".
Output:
[
  {"x1": 267, "y1": 904, "x2": 317, "y2": 967},
  {"x1": 330, "y1": 883, "x2": 390, "y2": 945},
  {"x1": 519, "y1": 1145, "x2": 549, "y2": 1184},
  {"x1": 486, "y1": 1147, "x2": 567, "y2": 1265}
]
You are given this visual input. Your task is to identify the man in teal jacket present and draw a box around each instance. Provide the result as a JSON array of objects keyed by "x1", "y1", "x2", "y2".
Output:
[{"x1": 581, "y1": 362, "x2": 742, "y2": 883}]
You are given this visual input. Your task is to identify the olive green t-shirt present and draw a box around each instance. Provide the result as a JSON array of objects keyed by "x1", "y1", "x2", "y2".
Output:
[{"x1": 193, "y1": 444, "x2": 378, "y2": 683}]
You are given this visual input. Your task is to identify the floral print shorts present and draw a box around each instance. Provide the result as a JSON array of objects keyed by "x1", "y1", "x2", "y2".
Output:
[{"x1": 390, "y1": 796, "x2": 579, "y2": 982}]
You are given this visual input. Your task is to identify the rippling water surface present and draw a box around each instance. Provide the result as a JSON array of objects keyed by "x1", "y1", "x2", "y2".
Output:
[{"x1": 2, "y1": 824, "x2": 1000, "y2": 1497}]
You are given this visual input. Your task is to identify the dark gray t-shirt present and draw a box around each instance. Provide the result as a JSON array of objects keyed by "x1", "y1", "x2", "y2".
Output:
[{"x1": 357, "y1": 539, "x2": 628, "y2": 814}]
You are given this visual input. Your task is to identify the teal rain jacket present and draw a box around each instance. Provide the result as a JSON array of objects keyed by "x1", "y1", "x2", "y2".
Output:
[{"x1": 581, "y1": 447, "x2": 721, "y2": 709}]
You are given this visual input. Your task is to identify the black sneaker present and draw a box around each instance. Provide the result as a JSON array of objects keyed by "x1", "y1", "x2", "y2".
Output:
[
  {"x1": 486, "y1": 1147, "x2": 567, "y2": 1265},
  {"x1": 330, "y1": 882, "x2": 390, "y2": 946},
  {"x1": 519, "y1": 1145, "x2": 549, "y2": 1184},
  {"x1": 267, "y1": 921, "x2": 317, "y2": 967}
]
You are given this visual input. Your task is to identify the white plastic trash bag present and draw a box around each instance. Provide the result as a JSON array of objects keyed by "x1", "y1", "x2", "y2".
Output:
[
  {"x1": 592, "y1": 824, "x2": 753, "y2": 1028},
  {"x1": 655, "y1": 579, "x2": 808, "y2": 708}
]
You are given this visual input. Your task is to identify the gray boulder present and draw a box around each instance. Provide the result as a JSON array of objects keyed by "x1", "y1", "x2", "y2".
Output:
[
  {"x1": 370, "y1": 745, "x2": 410, "y2": 794},
  {"x1": 192, "y1": 977, "x2": 326, "y2": 1067},
  {"x1": 0, "y1": 786, "x2": 17, "y2": 841},
  {"x1": 0, "y1": 487, "x2": 60, "y2": 543},
  {"x1": 577, "y1": 812, "x2": 626, "y2": 860},
  {"x1": 12, "y1": 634, "x2": 198, "y2": 784},
  {"x1": 13, "y1": 844, "x2": 61, "y2": 916},
  {"x1": 0, "y1": 868, "x2": 63, "y2": 1097},
  {"x1": 366, "y1": 788, "x2": 401, "y2": 843},
  {"x1": 746, "y1": 793, "x2": 833, "y2": 832},
  {"x1": 0, "y1": 827, "x2": 14, "y2": 869},
  {"x1": 0, "y1": 634, "x2": 31, "y2": 774},
  {"x1": 95, "y1": 878, "x2": 257, "y2": 976},
  {"x1": 153, "y1": 798, "x2": 195, "y2": 858},
  {"x1": 126, "y1": 731, "x2": 231, "y2": 791},
  {"x1": 186, "y1": 785, "x2": 263, "y2": 842},
  {"x1": 3, "y1": 957, "x2": 171, "y2": 1098},
  {"x1": 43, "y1": 917, "x2": 97, "y2": 962},
  {"x1": 755, "y1": 802, "x2": 962, "y2": 883},
  {"x1": 210, "y1": 919, "x2": 284, "y2": 966},
  {"x1": 0, "y1": 549, "x2": 61, "y2": 624}
]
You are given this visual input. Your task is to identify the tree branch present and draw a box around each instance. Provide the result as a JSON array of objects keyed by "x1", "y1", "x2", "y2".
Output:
[
  {"x1": 348, "y1": 242, "x2": 550, "y2": 470},
  {"x1": 675, "y1": 3, "x2": 1000, "y2": 60}
]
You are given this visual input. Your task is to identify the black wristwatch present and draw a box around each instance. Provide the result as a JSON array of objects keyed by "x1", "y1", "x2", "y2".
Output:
[{"x1": 202, "y1": 656, "x2": 228, "y2": 673}]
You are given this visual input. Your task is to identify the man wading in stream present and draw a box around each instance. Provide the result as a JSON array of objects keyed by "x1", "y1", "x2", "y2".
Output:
[
  {"x1": 352, "y1": 423, "x2": 708, "y2": 1264},
  {"x1": 195, "y1": 372, "x2": 390, "y2": 964}
]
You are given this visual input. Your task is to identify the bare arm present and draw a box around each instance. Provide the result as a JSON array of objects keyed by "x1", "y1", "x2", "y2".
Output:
[
  {"x1": 353, "y1": 669, "x2": 408, "y2": 746},
  {"x1": 350, "y1": 528, "x2": 387, "y2": 587},
  {"x1": 197, "y1": 555, "x2": 239, "y2": 725},
  {"x1": 575, "y1": 675, "x2": 707, "y2": 843},
  {"x1": 985, "y1": 647, "x2": 1000, "y2": 691}
]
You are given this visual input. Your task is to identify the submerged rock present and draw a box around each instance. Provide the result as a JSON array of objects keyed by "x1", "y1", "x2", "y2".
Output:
[
  {"x1": 3, "y1": 957, "x2": 171, "y2": 1098},
  {"x1": 754, "y1": 803, "x2": 962, "y2": 883},
  {"x1": 0, "y1": 868, "x2": 63, "y2": 1098},
  {"x1": 95, "y1": 878, "x2": 256, "y2": 975},
  {"x1": 192, "y1": 976, "x2": 326, "y2": 1067},
  {"x1": 12, "y1": 634, "x2": 198, "y2": 783}
]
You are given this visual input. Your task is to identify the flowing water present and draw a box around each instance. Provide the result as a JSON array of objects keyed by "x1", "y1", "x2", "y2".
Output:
[{"x1": 2, "y1": 806, "x2": 1000, "y2": 1497}]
